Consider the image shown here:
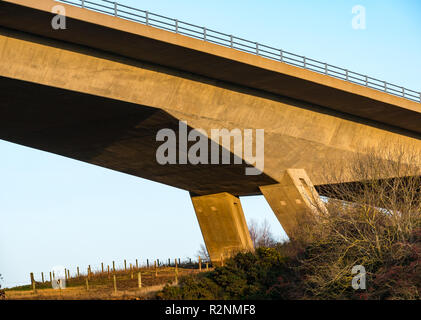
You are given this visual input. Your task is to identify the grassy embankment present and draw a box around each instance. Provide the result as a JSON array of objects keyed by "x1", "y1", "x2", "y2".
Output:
[{"x1": 5, "y1": 261, "x2": 210, "y2": 300}]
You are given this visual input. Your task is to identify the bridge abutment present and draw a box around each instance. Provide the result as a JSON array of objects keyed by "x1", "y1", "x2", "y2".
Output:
[
  {"x1": 259, "y1": 169, "x2": 327, "y2": 238},
  {"x1": 190, "y1": 192, "x2": 254, "y2": 265}
]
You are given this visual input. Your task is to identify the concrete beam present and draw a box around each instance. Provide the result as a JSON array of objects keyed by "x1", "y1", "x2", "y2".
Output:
[
  {"x1": 260, "y1": 169, "x2": 327, "y2": 237},
  {"x1": 191, "y1": 192, "x2": 253, "y2": 264},
  {"x1": 1, "y1": 27, "x2": 421, "y2": 193},
  {"x1": 2, "y1": 0, "x2": 421, "y2": 135}
]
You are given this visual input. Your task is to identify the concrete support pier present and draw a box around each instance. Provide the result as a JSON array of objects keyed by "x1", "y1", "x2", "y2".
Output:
[
  {"x1": 259, "y1": 169, "x2": 326, "y2": 237},
  {"x1": 191, "y1": 192, "x2": 253, "y2": 265}
]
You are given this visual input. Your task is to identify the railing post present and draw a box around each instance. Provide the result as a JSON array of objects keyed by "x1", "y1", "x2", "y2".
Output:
[
  {"x1": 175, "y1": 19, "x2": 178, "y2": 33},
  {"x1": 113, "y1": 2, "x2": 117, "y2": 17},
  {"x1": 345, "y1": 69, "x2": 348, "y2": 81},
  {"x1": 81, "y1": 0, "x2": 85, "y2": 8},
  {"x1": 203, "y1": 27, "x2": 207, "y2": 41},
  {"x1": 256, "y1": 42, "x2": 259, "y2": 55},
  {"x1": 303, "y1": 56, "x2": 306, "y2": 68},
  {"x1": 324, "y1": 63, "x2": 328, "y2": 75},
  {"x1": 280, "y1": 50, "x2": 283, "y2": 62},
  {"x1": 402, "y1": 87, "x2": 405, "y2": 98},
  {"x1": 230, "y1": 35, "x2": 233, "y2": 48},
  {"x1": 365, "y1": 76, "x2": 368, "y2": 87},
  {"x1": 384, "y1": 81, "x2": 387, "y2": 92},
  {"x1": 145, "y1": 11, "x2": 149, "y2": 26}
]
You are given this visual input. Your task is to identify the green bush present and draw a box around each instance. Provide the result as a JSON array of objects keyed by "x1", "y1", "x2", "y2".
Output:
[
  {"x1": 157, "y1": 248, "x2": 290, "y2": 300},
  {"x1": 157, "y1": 223, "x2": 420, "y2": 300},
  {"x1": 157, "y1": 274, "x2": 222, "y2": 300},
  {"x1": 158, "y1": 148, "x2": 421, "y2": 300}
]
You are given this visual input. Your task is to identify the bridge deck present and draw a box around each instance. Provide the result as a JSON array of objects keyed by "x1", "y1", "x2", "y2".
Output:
[{"x1": 1, "y1": 0, "x2": 421, "y2": 135}]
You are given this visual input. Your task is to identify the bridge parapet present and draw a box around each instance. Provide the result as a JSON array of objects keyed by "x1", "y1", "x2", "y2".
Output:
[{"x1": 55, "y1": 0, "x2": 420, "y2": 103}]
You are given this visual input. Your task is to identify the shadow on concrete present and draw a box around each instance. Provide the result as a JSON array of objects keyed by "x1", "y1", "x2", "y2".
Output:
[{"x1": 0, "y1": 76, "x2": 276, "y2": 196}]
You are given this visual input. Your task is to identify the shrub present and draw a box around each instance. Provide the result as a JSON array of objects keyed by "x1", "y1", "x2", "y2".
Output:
[
  {"x1": 157, "y1": 248, "x2": 290, "y2": 300},
  {"x1": 158, "y1": 145, "x2": 421, "y2": 300},
  {"x1": 157, "y1": 274, "x2": 222, "y2": 300}
]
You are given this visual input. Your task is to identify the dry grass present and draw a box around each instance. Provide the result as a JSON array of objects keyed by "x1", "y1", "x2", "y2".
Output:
[
  {"x1": 5, "y1": 266, "x2": 213, "y2": 300},
  {"x1": 287, "y1": 145, "x2": 421, "y2": 299}
]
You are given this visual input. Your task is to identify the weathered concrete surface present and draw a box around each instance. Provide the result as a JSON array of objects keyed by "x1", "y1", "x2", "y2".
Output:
[
  {"x1": 2, "y1": 0, "x2": 421, "y2": 134},
  {"x1": 191, "y1": 193, "x2": 253, "y2": 263},
  {"x1": 1, "y1": 26, "x2": 421, "y2": 196},
  {"x1": 260, "y1": 169, "x2": 327, "y2": 236}
]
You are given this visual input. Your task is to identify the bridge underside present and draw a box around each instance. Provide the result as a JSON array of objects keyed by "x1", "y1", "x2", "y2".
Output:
[
  {"x1": 0, "y1": 76, "x2": 278, "y2": 196},
  {"x1": 2, "y1": 26, "x2": 421, "y2": 192}
]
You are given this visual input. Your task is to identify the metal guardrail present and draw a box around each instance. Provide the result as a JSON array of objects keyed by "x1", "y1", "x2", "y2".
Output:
[{"x1": 56, "y1": 0, "x2": 421, "y2": 103}]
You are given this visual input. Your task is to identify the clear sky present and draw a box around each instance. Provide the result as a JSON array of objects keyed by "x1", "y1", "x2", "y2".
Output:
[{"x1": 1, "y1": 0, "x2": 420, "y2": 288}]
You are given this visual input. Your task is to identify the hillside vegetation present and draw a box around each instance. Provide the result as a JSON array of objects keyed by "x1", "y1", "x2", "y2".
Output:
[
  {"x1": 158, "y1": 147, "x2": 421, "y2": 300},
  {"x1": 4, "y1": 263, "x2": 207, "y2": 300}
]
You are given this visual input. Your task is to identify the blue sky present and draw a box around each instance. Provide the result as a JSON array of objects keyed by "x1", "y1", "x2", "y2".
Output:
[{"x1": 1, "y1": 0, "x2": 420, "y2": 288}]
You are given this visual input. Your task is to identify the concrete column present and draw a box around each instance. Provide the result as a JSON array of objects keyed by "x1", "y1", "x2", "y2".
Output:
[
  {"x1": 191, "y1": 192, "x2": 253, "y2": 265},
  {"x1": 259, "y1": 169, "x2": 326, "y2": 237}
]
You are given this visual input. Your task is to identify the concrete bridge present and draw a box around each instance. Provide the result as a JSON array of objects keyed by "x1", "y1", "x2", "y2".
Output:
[{"x1": 1, "y1": 0, "x2": 421, "y2": 263}]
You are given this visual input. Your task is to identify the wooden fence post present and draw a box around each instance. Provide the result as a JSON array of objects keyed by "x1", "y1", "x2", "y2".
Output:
[
  {"x1": 49, "y1": 272, "x2": 52, "y2": 283},
  {"x1": 67, "y1": 269, "x2": 70, "y2": 280},
  {"x1": 147, "y1": 259, "x2": 149, "y2": 268},
  {"x1": 157, "y1": 259, "x2": 160, "y2": 267},
  {"x1": 101, "y1": 262, "x2": 104, "y2": 273},
  {"x1": 138, "y1": 272, "x2": 142, "y2": 288},
  {"x1": 65, "y1": 268, "x2": 67, "y2": 281},
  {"x1": 136, "y1": 259, "x2": 138, "y2": 270},
  {"x1": 199, "y1": 256, "x2": 202, "y2": 271},
  {"x1": 175, "y1": 258, "x2": 179, "y2": 284},
  {"x1": 107, "y1": 265, "x2": 110, "y2": 279},
  {"x1": 30, "y1": 272, "x2": 36, "y2": 293},
  {"x1": 130, "y1": 264, "x2": 133, "y2": 279},
  {"x1": 113, "y1": 261, "x2": 115, "y2": 273},
  {"x1": 124, "y1": 260, "x2": 127, "y2": 271},
  {"x1": 77, "y1": 266, "x2": 80, "y2": 278},
  {"x1": 154, "y1": 260, "x2": 157, "y2": 277},
  {"x1": 41, "y1": 272, "x2": 44, "y2": 283},
  {"x1": 86, "y1": 277, "x2": 89, "y2": 291},
  {"x1": 113, "y1": 274, "x2": 117, "y2": 294}
]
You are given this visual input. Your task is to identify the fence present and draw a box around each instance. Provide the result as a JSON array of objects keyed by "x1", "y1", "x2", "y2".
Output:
[
  {"x1": 14, "y1": 257, "x2": 210, "y2": 295},
  {"x1": 54, "y1": 0, "x2": 421, "y2": 103}
]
